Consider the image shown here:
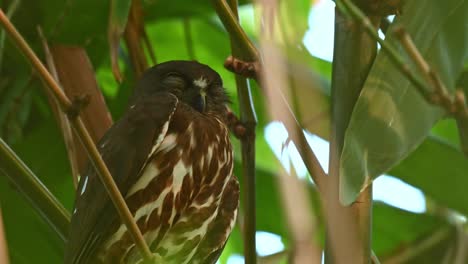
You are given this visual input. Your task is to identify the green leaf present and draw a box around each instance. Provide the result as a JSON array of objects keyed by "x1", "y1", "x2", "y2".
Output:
[
  {"x1": 340, "y1": 0, "x2": 468, "y2": 204},
  {"x1": 0, "y1": 137, "x2": 70, "y2": 242},
  {"x1": 389, "y1": 136, "x2": 468, "y2": 217},
  {"x1": 372, "y1": 202, "x2": 445, "y2": 255},
  {"x1": 0, "y1": 122, "x2": 73, "y2": 263}
]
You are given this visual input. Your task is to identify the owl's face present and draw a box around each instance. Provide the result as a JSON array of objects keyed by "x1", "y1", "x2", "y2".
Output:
[{"x1": 134, "y1": 61, "x2": 230, "y2": 116}]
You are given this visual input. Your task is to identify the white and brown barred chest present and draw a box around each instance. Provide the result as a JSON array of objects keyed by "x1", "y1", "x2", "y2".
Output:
[{"x1": 99, "y1": 107, "x2": 234, "y2": 263}]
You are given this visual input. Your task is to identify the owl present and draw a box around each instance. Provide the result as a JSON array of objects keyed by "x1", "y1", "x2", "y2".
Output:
[{"x1": 64, "y1": 61, "x2": 239, "y2": 264}]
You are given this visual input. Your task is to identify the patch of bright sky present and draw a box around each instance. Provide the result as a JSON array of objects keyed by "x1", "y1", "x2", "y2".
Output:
[
  {"x1": 303, "y1": 0, "x2": 336, "y2": 62},
  {"x1": 223, "y1": 232, "x2": 285, "y2": 264}
]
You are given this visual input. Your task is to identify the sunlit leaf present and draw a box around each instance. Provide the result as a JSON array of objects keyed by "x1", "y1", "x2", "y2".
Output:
[{"x1": 340, "y1": 0, "x2": 468, "y2": 204}]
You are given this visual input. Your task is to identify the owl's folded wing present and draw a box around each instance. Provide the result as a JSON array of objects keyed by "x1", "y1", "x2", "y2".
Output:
[{"x1": 64, "y1": 93, "x2": 178, "y2": 264}]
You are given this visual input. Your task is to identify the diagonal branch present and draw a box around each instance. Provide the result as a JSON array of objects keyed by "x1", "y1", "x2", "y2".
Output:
[
  {"x1": 0, "y1": 9, "x2": 154, "y2": 262},
  {"x1": 214, "y1": 1, "x2": 327, "y2": 192},
  {"x1": 0, "y1": 207, "x2": 9, "y2": 264},
  {"x1": 336, "y1": 0, "x2": 430, "y2": 102},
  {"x1": 37, "y1": 27, "x2": 81, "y2": 189},
  {"x1": 0, "y1": 138, "x2": 70, "y2": 242}
]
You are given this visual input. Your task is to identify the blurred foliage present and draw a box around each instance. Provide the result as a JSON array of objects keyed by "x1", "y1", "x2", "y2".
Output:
[
  {"x1": 0, "y1": 0, "x2": 467, "y2": 263},
  {"x1": 340, "y1": 0, "x2": 468, "y2": 204}
]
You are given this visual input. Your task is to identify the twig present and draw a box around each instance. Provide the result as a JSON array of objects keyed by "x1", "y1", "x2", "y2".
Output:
[
  {"x1": 0, "y1": 138, "x2": 70, "y2": 242},
  {"x1": 0, "y1": 0, "x2": 20, "y2": 72},
  {"x1": 223, "y1": 56, "x2": 327, "y2": 190},
  {"x1": 0, "y1": 207, "x2": 9, "y2": 264},
  {"x1": 218, "y1": 0, "x2": 258, "y2": 263},
  {"x1": 224, "y1": 56, "x2": 260, "y2": 81},
  {"x1": 455, "y1": 89, "x2": 468, "y2": 156},
  {"x1": 337, "y1": 0, "x2": 431, "y2": 102},
  {"x1": 394, "y1": 27, "x2": 452, "y2": 108},
  {"x1": 372, "y1": 251, "x2": 381, "y2": 264},
  {"x1": 0, "y1": 9, "x2": 154, "y2": 262},
  {"x1": 277, "y1": 163, "x2": 321, "y2": 263},
  {"x1": 212, "y1": 0, "x2": 259, "y2": 61},
  {"x1": 124, "y1": 0, "x2": 148, "y2": 79},
  {"x1": 394, "y1": 27, "x2": 468, "y2": 158},
  {"x1": 37, "y1": 27, "x2": 81, "y2": 189},
  {"x1": 325, "y1": 1, "x2": 379, "y2": 263},
  {"x1": 382, "y1": 228, "x2": 451, "y2": 264}
]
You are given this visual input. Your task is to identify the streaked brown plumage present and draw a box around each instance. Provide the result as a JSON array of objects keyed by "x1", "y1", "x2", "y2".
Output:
[{"x1": 65, "y1": 61, "x2": 239, "y2": 264}]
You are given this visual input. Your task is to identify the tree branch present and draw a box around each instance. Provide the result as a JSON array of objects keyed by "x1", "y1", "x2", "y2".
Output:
[
  {"x1": 0, "y1": 138, "x2": 70, "y2": 242},
  {"x1": 325, "y1": 1, "x2": 379, "y2": 263},
  {"x1": 0, "y1": 207, "x2": 9, "y2": 264},
  {"x1": 336, "y1": 0, "x2": 431, "y2": 102},
  {"x1": 214, "y1": 0, "x2": 258, "y2": 263},
  {"x1": 0, "y1": 9, "x2": 154, "y2": 262}
]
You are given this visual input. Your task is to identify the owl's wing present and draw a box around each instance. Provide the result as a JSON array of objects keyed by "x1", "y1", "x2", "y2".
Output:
[{"x1": 64, "y1": 93, "x2": 178, "y2": 264}]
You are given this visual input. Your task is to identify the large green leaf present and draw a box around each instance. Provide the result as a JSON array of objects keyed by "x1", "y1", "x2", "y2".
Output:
[
  {"x1": 0, "y1": 123, "x2": 73, "y2": 263},
  {"x1": 372, "y1": 202, "x2": 445, "y2": 255},
  {"x1": 389, "y1": 136, "x2": 468, "y2": 216},
  {"x1": 340, "y1": 0, "x2": 468, "y2": 204}
]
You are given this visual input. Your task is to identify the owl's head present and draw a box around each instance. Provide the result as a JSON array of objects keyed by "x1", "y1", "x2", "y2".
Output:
[{"x1": 133, "y1": 60, "x2": 230, "y2": 116}]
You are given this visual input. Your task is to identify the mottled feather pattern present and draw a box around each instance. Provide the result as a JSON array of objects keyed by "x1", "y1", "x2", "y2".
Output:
[
  {"x1": 65, "y1": 61, "x2": 238, "y2": 264},
  {"x1": 98, "y1": 103, "x2": 238, "y2": 263},
  {"x1": 65, "y1": 94, "x2": 178, "y2": 264}
]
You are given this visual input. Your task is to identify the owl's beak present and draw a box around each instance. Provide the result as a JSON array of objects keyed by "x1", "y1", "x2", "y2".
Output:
[{"x1": 199, "y1": 88, "x2": 207, "y2": 112}]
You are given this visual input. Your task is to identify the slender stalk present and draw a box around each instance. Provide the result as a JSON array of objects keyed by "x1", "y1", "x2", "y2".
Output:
[
  {"x1": 0, "y1": 0, "x2": 20, "y2": 72},
  {"x1": 0, "y1": 138, "x2": 70, "y2": 242},
  {"x1": 222, "y1": 0, "x2": 257, "y2": 263},
  {"x1": 212, "y1": 0, "x2": 259, "y2": 61},
  {"x1": 38, "y1": 27, "x2": 81, "y2": 189},
  {"x1": 394, "y1": 27, "x2": 451, "y2": 107},
  {"x1": 337, "y1": 0, "x2": 430, "y2": 102},
  {"x1": 382, "y1": 228, "x2": 451, "y2": 263},
  {"x1": 0, "y1": 207, "x2": 9, "y2": 264},
  {"x1": 325, "y1": 1, "x2": 378, "y2": 263},
  {"x1": 0, "y1": 9, "x2": 154, "y2": 262},
  {"x1": 214, "y1": 0, "x2": 327, "y2": 192}
]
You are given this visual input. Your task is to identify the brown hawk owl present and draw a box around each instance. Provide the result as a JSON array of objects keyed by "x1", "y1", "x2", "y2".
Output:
[{"x1": 64, "y1": 61, "x2": 239, "y2": 264}]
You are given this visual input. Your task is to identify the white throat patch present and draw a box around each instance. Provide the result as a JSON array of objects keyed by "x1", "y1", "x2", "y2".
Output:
[{"x1": 193, "y1": 77, "x2": 208, "y2": 89}]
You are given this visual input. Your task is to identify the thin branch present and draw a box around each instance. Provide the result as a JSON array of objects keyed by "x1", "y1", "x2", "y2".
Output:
[
  {"x1": 338, "y1": 0, "x2": 468, "y2": 158},
  {"x1": 224, "y1": 56, "x2": 260, "y2": 81},
  {"x1": 124, "y1": 0, "x2": 148, "y2": 79},
  {"x1": 336, "y1": 0, "x2": 431, "y2": 101},
  {"x1": 0, "y1": 0, "x2": 20, "y2": 72},
  {"x1": 0, "y1": 9, "x2": 154, "y2": 262},
  {"x1": 223, "y1": 56, "x2": 327, "y2": 191},
  {"x1": 212, "y1": 0, "x2": 259, "y2": 61},
  {"x1": 393, "y1": 27, "x2": 468, "y2": 158},
  {"x1": 217, "y1": 0, "x2": 258, "y2": 263},
  {"x1": 0, "y1": 138, "x2": 70, "y2": 242},
  {"x1": 382, "y1": 228, "x2": 452, "y2": 264},
  {"x1": 37, "y1": 27, "x2": 80, "y2": 189},
  {"x1": 277, "y1": 163, "x2": 321, "y2": 263},
  {"x1": 455, "y1": 89, "x2": 468, "y2": 156},
  {"x1": 394, "y1": 27, "x2": 452, "y2": 107},
  {"x1": 0, "y1": 207, "x2": 9, "y2": 264},
  {"x1": 325, "y1": 1, "x2": 379, "y2": 263}
]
